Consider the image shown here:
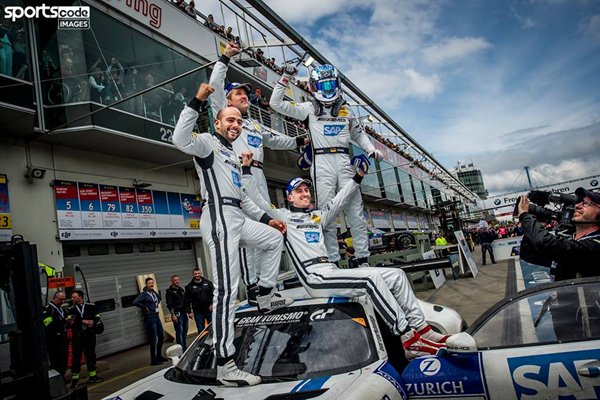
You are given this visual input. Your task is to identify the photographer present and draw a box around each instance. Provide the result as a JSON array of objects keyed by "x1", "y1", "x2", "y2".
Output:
[{"x1": 517, "y1": 187, "x2": 600, "y2": 281}]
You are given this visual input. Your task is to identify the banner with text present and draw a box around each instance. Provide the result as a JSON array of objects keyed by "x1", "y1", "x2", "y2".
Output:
[
  {"x1": 53, "y1": 180, "x2": 201, "y2": 240},
  {"x1": 0, "y1": 174, "x2": 12, "y2": 241}
]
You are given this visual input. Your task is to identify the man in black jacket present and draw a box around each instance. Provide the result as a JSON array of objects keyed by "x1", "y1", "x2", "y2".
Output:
[
  {"x1": 479, "y1": 228, "x2": 497, "y2": 265},
  {"x1": 518, "y1": 187, "x2": 600, "y2": 281},
  {"x1": 185, "y1": 268, "x2": 214, "y2": 333},
  {"x1": 68, "y1": 290, "x2": 103, "y2": 388},
  {"x1": 518, "y1": 187, "x2": 600, "y2": 340},
  {"x1": 166, "y1": 275, "x2": 188, "y2": 350},
  {"x1": 42, "y1": 291, "x2": 68, "y2": 377}
]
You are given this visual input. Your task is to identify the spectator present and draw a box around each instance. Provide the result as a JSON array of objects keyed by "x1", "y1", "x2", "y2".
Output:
[
  {"x1": 166, "y1": 275, "x2": 189, "y2": 351},
  {"x1": 218, "y1": 25, "x2": 226, "y2": 38},
  {"x1": 225, "y1": 26, "x2": 234, "y2": 41},
  {"x1": 106, "y1": 57, "x2": 124, "y2": 85},
  {"x1": 88, "y1": 67, "x2": 106, "y2": 103},
  {"x1": 255, "y1": 48, "x2": 265, "y2": 63},
  {"x1": 480, "y1": 228, "x2": 497, "y2": 265},
  {"x1": 40, "y1": 50, "x2": 57, "y2": 80},
  {"x1": 174, "y1": 0, "x2": 186, "y2": 10},
  {"x1": 185, "y1": 268, "x2": 213, "y2": 334},
  {"x1": 105, "y1": 68, "x2": 125, "y2": 102},
  {"x1": 205, "y1": 14, "x2": 220, "y2": 33},
  {"x1": 0, "y1": 19, "x2": 14, "y2": 76},
  {"x1": 12, "y1": 29, "x2": 28, "y2": 80},
  {"x1": 142, "y1": 72, "x2": 163, "y2": 120},
  {"x1": 185, "y1": 1, "x2": 196, "y2": 18},
  {"x1": 249, "y1": 87, "x2": 262, "y2": 106},
  {"x1": 133, "y1": 277, "x2": 168, "y2": 365},
  {"x1": 234, "y1": 36, "x2": 242, "y2": 47}
]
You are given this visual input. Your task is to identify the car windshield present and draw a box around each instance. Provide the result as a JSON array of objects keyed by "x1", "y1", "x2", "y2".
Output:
[
  {"x1": 165, "y1": 302, "x2": 378, "y2": 385},
  {"x1": 472, "y1": 279, "x2": 600, "y2": 349}
]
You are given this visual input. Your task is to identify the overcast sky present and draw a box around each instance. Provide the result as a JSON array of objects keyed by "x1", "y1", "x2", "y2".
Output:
[{"x1": 254, "y1": 0, "x2": 600, "y2": 196}]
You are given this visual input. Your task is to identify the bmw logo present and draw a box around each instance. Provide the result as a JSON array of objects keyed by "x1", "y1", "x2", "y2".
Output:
[
  {"x1": 590, "y1": 179, "x2": 598, "y2": 187},
  {"x1": 494, "y1": 199, "x2": 501, "y2": 206}
]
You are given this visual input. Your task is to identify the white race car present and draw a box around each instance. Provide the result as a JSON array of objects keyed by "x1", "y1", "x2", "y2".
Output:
[
  {"x1": 104, "y1": 286, "x2": 465, "y2": 400},
  {"x1": 402, "y1": 276, "x2": 600, "y2": 399}
]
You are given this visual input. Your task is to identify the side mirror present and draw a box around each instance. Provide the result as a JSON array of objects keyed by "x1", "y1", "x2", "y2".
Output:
[
  {"x1": 166, "y1": 344, "x2": 183, "y2": 366},
  {"x1": 445, "y1": 332, "x2": 478, "y2": 353}
]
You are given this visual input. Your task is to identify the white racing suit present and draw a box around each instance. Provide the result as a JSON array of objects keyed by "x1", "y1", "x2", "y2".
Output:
[
  {"x1": 209, "y1": 55, "x2": 304, "y2": 286},
  {"x1": 242, "y1": 167, "x2": 427, "y2": 335},
  {"x1": 173, "y1": 99, "x2": 284, "y2": 361},
  {"x1": 270, "y1": 74, "x2": 376, "y2": 263}
]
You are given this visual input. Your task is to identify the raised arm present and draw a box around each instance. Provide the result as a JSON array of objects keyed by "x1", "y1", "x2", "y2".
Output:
[
  {"x1": 172, "y1": 83, "x2": 214, "y2": 158},
  {"x1": 262, "y1": 129, "x2": 306, "y2": 151},
  {"x1": 208, "y1": 42, "x2": 240, "y2": 117},
  {"x1": 269, "y1": 67, "x2": 312, "y2": 121}
]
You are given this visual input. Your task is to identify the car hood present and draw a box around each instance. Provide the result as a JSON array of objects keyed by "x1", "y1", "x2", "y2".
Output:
[{"x1": 104, "y1": 367, "x2": 364, "y2": 400}]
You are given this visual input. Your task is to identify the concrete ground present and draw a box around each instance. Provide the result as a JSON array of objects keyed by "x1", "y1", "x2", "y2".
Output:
[
  {"x1": 416, "y1": 245, "x2": 510, "y2": 326},
  {"x1": 80, "y1": 245, "x2": 510, "y2": 400}
]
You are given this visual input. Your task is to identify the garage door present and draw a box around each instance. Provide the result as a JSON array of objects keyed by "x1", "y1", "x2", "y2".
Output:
[{"x1": 63, "y1": 239, "x2": 198, "y2": 357}]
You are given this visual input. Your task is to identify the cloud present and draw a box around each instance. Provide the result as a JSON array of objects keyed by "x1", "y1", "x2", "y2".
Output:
[
  {"x1": 262, "y1": 0, "x2": 347, "y2": 25},
  {"x1": 422, "y1": 37, "x2": 491, "y2": 66},
  {"x1": 476, "y1": 121, "x2": 600, "y2": 193},
  {"x1": 510, "y1": 3, "x2": 536, "y2": 28},
  {"x1": 580, "y1": 14, "x2": 600, "y2": 44}
]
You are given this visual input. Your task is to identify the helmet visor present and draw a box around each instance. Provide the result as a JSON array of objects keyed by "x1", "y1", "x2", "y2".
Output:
[{"x1": 313, "y1": 78, "x2": 338, "y2": 98}]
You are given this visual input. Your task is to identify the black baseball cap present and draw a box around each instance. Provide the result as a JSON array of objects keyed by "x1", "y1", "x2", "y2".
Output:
[{"x1": 575, "y1": 187, "x2": 600, "y2": 205}]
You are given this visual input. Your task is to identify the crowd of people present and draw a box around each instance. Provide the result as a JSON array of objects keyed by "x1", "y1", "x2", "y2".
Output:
[
  {"x1": 42, "y1": 268, "x2": 214, "y2": 388},
  {"x1": 0, "y1": 13, "x2": 29, "y2": 80}
]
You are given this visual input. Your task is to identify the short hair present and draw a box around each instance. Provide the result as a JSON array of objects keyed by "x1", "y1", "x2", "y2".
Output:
[
  {"x1": 53, "y1": 291, "x2": 65, "y2": 299},
  {"x1": 72, "y1": 289, "x2": 84, "y2": 298},
  {"x1": 145, "y1": 277, "x2": 154, "y2": 284},
  {"x1": 170, "y1": 274, "x2": 178, "y2": 280}
]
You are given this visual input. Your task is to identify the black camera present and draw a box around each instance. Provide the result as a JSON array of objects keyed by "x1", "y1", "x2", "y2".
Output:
[{"x1": 514, "y1": 190, "x2": 577, "y2": 232}]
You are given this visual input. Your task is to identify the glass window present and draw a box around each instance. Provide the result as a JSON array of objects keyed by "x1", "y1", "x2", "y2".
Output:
[
  {"x1": 473, "y1": 281, "x2": 600, "y2": 349},
  {"x1": 0, "y1": 1, "x2": 32, "y2": 81},
  {"x1": 63, "y1": 243, "x2": 81, "y2": 257},
  {"x1": 178, "y1": 241, "x2": 192, "y2": 250},
  {"x1": 166, "y1": 302, "x2": 378, "y2": 384},
  {"x1": 94, "y1": 299, "x2": 116, "y2": 313},
  {"x1": 115, "y1": 242, "x2": 133, "y2": 254},
  {"x1": 139, "y1": 242, "x2": 155, "y2": 253},
  {"x1": 380, "y1": 161, "x2": 400, "y2": 202},
  {"x1": 87, "y1": 244, "x2": 108, "y2": 256},
  {"x1": 120, "y1": 294, "x2": 139, "y2": 309},
  {"x1": 159, "y1": 241, "x2": 175, "y2": 251},
  {"x1": 414, "y1": 180, "x2": 426, "y2": 208},
  {"x1": 37, "y1": 4, "x2": 211, "y2": 131},
  {"x1": 398, "y1": 170, "x2": 414, "y2": 205}
]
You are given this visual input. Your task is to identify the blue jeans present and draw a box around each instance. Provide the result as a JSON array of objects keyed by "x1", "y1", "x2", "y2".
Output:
[
  {"x1": 172, "y1": 312, "x2": 188, "y2": 350},
  {"x1": 194, "y1": 311, "x2": 211, "y2": 333},
  {"x1": 145, "y1": 314, "x2": 164, "y2": 363}
]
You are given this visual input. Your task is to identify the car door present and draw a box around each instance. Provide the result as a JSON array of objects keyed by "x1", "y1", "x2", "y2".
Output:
[{"x1": 469, "y1": 277, "x2": 600, "y2": 400}]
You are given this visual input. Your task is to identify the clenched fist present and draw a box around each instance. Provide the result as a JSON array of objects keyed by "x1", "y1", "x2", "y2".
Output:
[{"x1": 195, "y1": 82, "x2": 215, "y2": 101}]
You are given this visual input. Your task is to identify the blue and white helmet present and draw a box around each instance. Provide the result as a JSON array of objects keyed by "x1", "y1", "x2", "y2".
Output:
[{"x1": 309, "y1": 64, "x2": 340, "y2": 103}]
